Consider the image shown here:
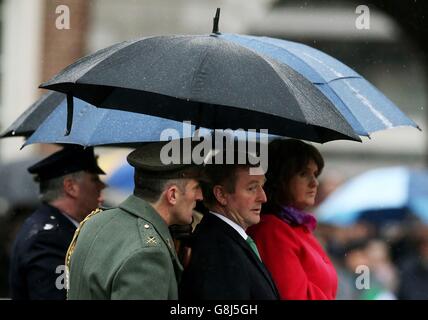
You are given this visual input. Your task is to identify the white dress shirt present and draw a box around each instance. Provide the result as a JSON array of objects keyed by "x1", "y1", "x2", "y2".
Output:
[{"x1": 210, "y1": 211, "x2": 248, "y2": 240}]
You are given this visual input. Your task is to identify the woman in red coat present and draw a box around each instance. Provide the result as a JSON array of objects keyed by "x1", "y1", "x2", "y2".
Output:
[{"x1": 248, "y1": 139, "x2": 338, "y2": 300}]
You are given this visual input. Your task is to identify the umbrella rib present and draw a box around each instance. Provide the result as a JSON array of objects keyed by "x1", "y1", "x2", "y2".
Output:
[
  {"x1": 262, "y1": 59, "x2": 310, "y2": 121},
  {"x1": 231, "y1": 37, "x2": 371, "y2": 136},
  {"x1": 326, "y1": 75, "x2": 360, "y2": 84},
  {"x1": 188, "y1": 45, "x2": 211, "y2": 99},
  {"x1": 239, "y1": 47, "x2": 361, "y2": 142},
  {"x1": 78, "y1": 38, "x2": 143, "y2": 81},
  {"x1": 250, "y1": 36, "x2": 352, "y2": 83},
  {"x1": 86, "y1": 108, "x2": 112, "y2": 146},
  {"x1": 330, "y1": 77, "x2": 420, "y2": 131},
  {"x1": 92, "y1": 38, "x2": 203, "y2": 120},
  {"x1": 94, "y1": 36, "x2": 197, "y2": 102},
  {"x1": 258, "y1": 55, "x2": 355, "y2": 134},
  {"x1": 250, "y1": 38, "x2": 417, "y2": 132},
  {"x1": 217, "y1": 42, "x2": 308, "y2": 122},
  {"x1": 231, "y1": 39, "x2": 358, "y2": 132},
  {"x1": 42, "y1": 39, "x2": 142, "y2": 88},
  {"x1": 316, "y1": 80, "x2": 371, "y2": 136},
  {"x1": 328, "y1": 77, "x2": 395, "y2": 130},
  {"x1": 242, "y1": 38, "x2": 366, "y2": 124},
  {"x1": 137, "y1": 36, "x2": 199, "y2": 98}
]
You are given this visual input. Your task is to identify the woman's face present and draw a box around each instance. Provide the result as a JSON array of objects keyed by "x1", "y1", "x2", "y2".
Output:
[{"x1": 288, "y1": 159, "x2": 319, "y2": 210}]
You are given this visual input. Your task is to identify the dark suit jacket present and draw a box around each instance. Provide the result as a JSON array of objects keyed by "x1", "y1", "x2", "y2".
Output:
[
  {"x1": 9, "y1": 203, "x2": 76, "y2": 300},
  {"x1": 179, "y1": 213, "x2": 279, "y2": 300}
]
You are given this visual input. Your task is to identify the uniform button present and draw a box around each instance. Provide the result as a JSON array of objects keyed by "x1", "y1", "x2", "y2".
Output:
[
  {"x1": 144, "y1": 224, "x2": 150, "y2": 229},
  {"x1": 43, "y1": 223, "x2": 54, "y2": 230}
]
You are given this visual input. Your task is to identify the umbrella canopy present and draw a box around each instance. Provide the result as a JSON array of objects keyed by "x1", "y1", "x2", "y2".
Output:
[
  {"x1": 22, "y1": 97, "x2": 202, "y2": 147},
  {"x1": 218, "y1": 34, "x2": 419, "y2": 137},
  {"x1": 316, "y1": 167, "x2": 428, "y2": 226},
  {"x1": 40, "y1": 32, "x2": 362, "y2": 143},
  {"x1": 0, "y1": 91, "x2": 65, "y2": 138}
]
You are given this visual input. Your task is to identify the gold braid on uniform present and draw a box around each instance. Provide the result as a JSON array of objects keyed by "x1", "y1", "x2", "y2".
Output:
[{"x1": 65, "y1": 208, "x2": 104, "y2": 271}]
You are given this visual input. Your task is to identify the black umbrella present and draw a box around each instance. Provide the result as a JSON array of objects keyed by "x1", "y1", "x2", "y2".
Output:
[
  {"x1": 40, "y1": 10, "x2": 360, "y2": 143},
  {"x1": 0, "y1": 91, "x2": 65, "y2": 138}
]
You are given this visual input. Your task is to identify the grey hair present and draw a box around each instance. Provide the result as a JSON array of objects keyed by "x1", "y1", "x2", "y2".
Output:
[{"x1": 39, "y1": 171, "x2": 86, "y2": 203}]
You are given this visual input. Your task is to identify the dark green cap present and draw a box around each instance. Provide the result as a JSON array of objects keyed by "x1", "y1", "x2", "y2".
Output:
[{"x1": 127, "y1": 140, "x2": 201, "y2": 179}]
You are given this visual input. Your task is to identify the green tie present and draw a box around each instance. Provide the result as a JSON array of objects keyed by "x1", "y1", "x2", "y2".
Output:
[{"x1": 246, "y1": 236, "x2": 261, "y2": 261}]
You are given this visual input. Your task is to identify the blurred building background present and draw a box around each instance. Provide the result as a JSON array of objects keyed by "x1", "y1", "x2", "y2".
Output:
[{"x1": 0, "y1": 0, "x2": 427, "y2": 298}]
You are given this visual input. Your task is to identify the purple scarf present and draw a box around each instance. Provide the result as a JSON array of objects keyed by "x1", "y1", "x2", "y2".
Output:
[{"x1": 276, "y1": 206, "x2": 317, "y2": 232}]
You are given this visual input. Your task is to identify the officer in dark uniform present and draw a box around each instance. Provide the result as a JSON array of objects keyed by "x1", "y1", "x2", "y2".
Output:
[{"x1": 9, "y1": 146, "x2": 106, "y2": 300}]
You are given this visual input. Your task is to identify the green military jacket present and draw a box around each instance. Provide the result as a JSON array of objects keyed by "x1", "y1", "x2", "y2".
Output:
[{"x1": 67, "y1": 195, "x2": 183, "y2": 299}]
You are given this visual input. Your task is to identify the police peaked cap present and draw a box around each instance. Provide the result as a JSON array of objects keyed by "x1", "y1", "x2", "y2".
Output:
[{"x1": 28, "y1": 145, "x2": 105, "y2": 181}]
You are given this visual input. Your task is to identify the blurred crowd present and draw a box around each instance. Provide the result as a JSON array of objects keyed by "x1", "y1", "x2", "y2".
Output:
[{"x1": 314, "y1": 175, "x2": 428, "y2": 300}]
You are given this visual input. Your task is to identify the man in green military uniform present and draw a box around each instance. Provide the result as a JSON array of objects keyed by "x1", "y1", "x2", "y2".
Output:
[{"x1": 67, "y1": 141, "x2": 203, "y2": 299}]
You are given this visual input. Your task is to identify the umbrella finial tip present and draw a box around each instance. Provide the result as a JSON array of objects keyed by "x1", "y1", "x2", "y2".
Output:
[{"x1": 212, "y1": 8, "x2": 221, "y2": 34}]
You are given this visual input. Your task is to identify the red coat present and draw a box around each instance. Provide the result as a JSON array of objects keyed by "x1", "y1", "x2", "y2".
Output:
[{"x1": 248, "y1": 214, "x2": 338, "y2": 300}]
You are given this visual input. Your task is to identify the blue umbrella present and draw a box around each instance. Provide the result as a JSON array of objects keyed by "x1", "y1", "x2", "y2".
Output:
[
  {"x1": 219, "y1": 34, "x2": 419, "y2": 137},
  {"x1": 107, "y1": 163, "x2": 134, "y2": 194},
  {"x1": 23, "y1": 97, "x2": 204, "y2": 147},
  {"x1": 316, "y1": 167, "x2": 428, "y2": 226},
  {"x1": 23, "y1": 96, "x2": 277, "y2": 147}
]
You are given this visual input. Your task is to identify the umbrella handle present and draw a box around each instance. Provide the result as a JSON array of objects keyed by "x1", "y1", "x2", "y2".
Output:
[{"x1": 65, "y1": 93, "x2": 74, "y2": 136}]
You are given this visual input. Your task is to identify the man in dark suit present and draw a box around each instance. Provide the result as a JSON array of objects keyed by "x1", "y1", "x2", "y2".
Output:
[
  {"x1": 179, "y1": 150, "x2": 279, "y2": 300},
  {"x1": 9, "y1": 146, "x2": 106, "y2": 300}
]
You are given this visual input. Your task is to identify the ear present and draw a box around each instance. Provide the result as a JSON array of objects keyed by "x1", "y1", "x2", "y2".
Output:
[
  {"x1": 165, "y1": 185, "x2": 179, "y2": 205},
  {"x1": 63, "y1": 177, "x2": 78, "y2": 198},
  {"x1": 213, "y1": 185, "x2": 227, "y2": 206}
]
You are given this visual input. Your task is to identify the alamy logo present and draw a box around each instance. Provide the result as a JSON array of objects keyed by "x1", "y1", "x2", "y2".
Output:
[
  {"x1": 355, "y1": 265, "x2": 370, "y2": 290},
  {"x1": 55, "y1": 5, "x2": 70, "y2": 30},
  {"x1": 355, "y1": 5, "x2": 370, "y2": 30},
  {"x1": 55, "y1": 265, "x2": 69, "y2": 290},
  {"x1": 159, "y1": 122, "x2": 269, "y2": 175}
]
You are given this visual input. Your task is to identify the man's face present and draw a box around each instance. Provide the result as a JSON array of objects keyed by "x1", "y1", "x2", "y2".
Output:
[
  {"x1": 222, "y1": 167, "x2": 267, "y2": 230},
  {"x1": 74, "y1": 172, "x2": 106, "y2": 221},
  {"x1": 171, "y1": 179, "x2": 203, "y2": 225}
]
